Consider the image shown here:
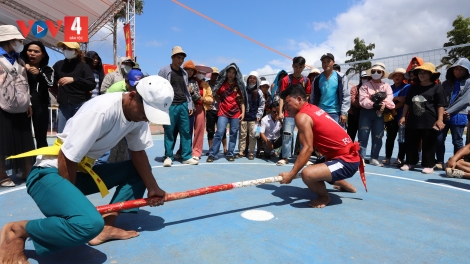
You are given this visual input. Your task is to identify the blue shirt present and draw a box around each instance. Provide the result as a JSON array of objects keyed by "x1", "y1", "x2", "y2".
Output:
[
  {"x1": 0, "y1": 47, "x2": 18, "y2": 65},
  {"x1": 448, "y1": 80, "x2": 468, "y2": 125},
  {"x1": 318, "y1": 71, "x2": 340, "y2": 113},
  {"x1": 391, "y1": 83, "x2": 410, "y2": 122},
  {"x1": 91, "y1": 70, "x2": 100, "y2": 98}
]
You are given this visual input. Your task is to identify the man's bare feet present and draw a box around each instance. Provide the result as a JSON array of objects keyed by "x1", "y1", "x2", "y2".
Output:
[
  {"x1": 0, "y1": 221, "x2": 29, "y2": 264},
  {"x1": 88, "y1": 226, "x2": 139, "y2": 246},
  {"x1": 333, "y1": 180, "x2": 356, "y2": 193},
  {"x1": 308, "y1": 195, "x2": 331, "y2": 208}
]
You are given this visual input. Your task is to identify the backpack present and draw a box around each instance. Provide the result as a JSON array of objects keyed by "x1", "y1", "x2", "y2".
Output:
[
  {"x1": 0, "y1": 55, "x2": 30, "y2": 113},
  {"x1": 274, "y1": 74, "x2": 308, "y2": 98}
]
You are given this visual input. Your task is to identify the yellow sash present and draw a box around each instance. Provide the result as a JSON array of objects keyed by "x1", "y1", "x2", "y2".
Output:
[{"x1": 7, "y1": 139, "x2": 109, "y2": 198}]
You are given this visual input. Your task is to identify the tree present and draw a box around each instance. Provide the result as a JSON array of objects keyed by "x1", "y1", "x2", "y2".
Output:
[
  {"x1": 437, "y1": 15, "x2": 470, "y2": 70},
  {"x1": 344, "y1": 38, "x2": 375, "y2": 77},
  {"x1": 107, "y1": 0, "x2": 144, "y2": 64}
]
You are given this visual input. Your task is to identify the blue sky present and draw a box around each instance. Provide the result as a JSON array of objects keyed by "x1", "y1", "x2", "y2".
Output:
[{"x1": 46, "y1": 0, "x2": 470, "y2": 78}]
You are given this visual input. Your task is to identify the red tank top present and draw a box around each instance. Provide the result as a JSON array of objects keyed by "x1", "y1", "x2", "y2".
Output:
[{"x1": 298, "y1": 103, "x2": 360, "y2": 163}]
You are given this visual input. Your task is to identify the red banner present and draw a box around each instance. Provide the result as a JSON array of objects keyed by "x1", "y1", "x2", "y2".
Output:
[
  {"x1": 102, "y1": 64, "x2": 117, "y2": 74},
  {"x1": 124, "y1": 23, "x2": 132, "y2": 59}
]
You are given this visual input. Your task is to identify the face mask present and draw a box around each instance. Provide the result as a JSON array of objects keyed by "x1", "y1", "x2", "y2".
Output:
[
  {"x1": 11, "y1": 41, "x2": 24, "y2": 54},
  {"x1": 361, "y1": 78, "x2": 370, "y2": 83},
  {"x1": 121, "y1": 65, "x2": 132, "y2": 74},
  {"x1": 63, "y1": 49, "x2": 76, "y2": 59},
  {"x1": 249, "y1": 84, "x2": 256, "y2": 89},
  {"x1": 196, "y1": 73, "x2": 205, "y2": 80},
  {"x1": 371, "y1": 73, "x2": 382, "y2": 80}
]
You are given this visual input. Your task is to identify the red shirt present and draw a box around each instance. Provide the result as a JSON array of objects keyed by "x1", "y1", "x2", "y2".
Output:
[
  {"x1": 298, "y1": 103, "x2": 360, "y2": 163},
  {"x1": 280, "y1": 74, "x2": 311, "y2": 117},
  {"x1": 217, "y1": 81, "x2": 242, "y2": 118}
]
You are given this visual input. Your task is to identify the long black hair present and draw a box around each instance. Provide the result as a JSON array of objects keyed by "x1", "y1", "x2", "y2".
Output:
[{"x1": 20, "y1": 40, "x2": 49, "y2": 68}]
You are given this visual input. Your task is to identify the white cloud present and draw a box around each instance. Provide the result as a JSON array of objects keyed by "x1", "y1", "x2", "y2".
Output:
[
  {"x1": 171, "y1": 26, "x2": 181, "y2": 32},
  {"x1": 312, "y1": 21, "x2": 333, "y2": 31},
  {"x1": 145, "y1": 40, "x2": 164, "y2": 47},
  {"x1": 216, "y1": 56, "x2": 240, "y2": 64},
  {"x1": 289, "y1": 0, "x2": 470, "y2": 69}
]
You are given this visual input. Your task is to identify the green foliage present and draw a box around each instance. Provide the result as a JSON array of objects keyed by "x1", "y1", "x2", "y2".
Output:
[
  {"x1": 345, "y1": 37, "x2": 375, "y2": 77},
  {"x1": 115, "y1": 0, "x2": 144, "y2": 20},
  {"x1": 438, "y1": 15, "x2": 470, "y2": 70}
]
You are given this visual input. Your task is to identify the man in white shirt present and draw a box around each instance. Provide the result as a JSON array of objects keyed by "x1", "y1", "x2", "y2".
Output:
[
  {"x1": 260, "y1": 102, "x2": 283, "y2": 159},
  {"x1": 0, "y1": 76, "x2": 174, "y2": 261}
]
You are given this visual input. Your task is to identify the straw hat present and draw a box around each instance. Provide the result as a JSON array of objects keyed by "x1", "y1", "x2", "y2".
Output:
[
  {"x1": 171, "y1": 46, "x2": 186, "y2": 57},
  {"x1": 57, "y1": 42, "x2": 80, "y2": 51},
  {"x1": 183, "y1": 60, "x2": 197, "y2": 74},
  {"x1": 388, "y1": 68, "x2": 406, "y2": 80},
  {"x1": 366, "y1": 62, "x2": 389, "y2": 78},
  {"x1": 413, "y1": 62, "x2": 441, "y2": 78},
  {"x1": 308, "y1": 68, "x2": 321, "y2": 75},
  {"x1": 0, "y1": 25, "x2": 24, "y2": 42},
  {"x1": 211, "y1": 67, "x2": 219, "y2": 74}
]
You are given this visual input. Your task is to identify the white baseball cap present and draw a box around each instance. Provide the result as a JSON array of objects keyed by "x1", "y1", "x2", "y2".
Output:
[
  {"x1": 260, "y1": 80, "x2": 270, "y2": 87},
  {"x1": 135, "y1": 76, "x2": 174, "y2": 125}
]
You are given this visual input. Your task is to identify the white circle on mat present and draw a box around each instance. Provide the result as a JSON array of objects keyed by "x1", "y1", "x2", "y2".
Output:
[{"x1": 241, "y1": 210, "x2": 274, "y2": 221}]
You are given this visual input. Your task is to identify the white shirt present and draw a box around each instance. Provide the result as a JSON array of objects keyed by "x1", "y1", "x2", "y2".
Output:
[
  {"x1": 260, "y1": 114, "x2": 282, "y2": 141},
  {"x1": 35, "y1": 93, "x2": 153, "y2": 168}
]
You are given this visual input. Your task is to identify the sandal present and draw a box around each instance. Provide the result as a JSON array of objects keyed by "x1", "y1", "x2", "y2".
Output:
[
  {"x1": 446, "y1": 168, "x2": 464, "y2": 178},
  {"x1": 276, "y1": 159, "x2": 288, "y2": 166},
  {"x1": 382, "y1": 158, "x2": 390, "y2": 165},
  {"x1": 234, "y1": 153, "x2": 244, "y2": 159},
  {"x1": 248, "y1": 153, "x2": 254, "y2": 160},
  {"x1": 226, "y1": 155, "x2": 235, "y2": 162},
  {"x1": 393, "y1": 159, "x2": 403, "y2": 167},
  {"x1": 0, "y1": 178, "x2": 15, "y2": 187}
]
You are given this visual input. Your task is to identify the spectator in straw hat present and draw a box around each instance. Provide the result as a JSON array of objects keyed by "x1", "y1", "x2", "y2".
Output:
[
  {"x1": 192, "y1": 64, "x2": 214, "y2": 159},
  {"x1": 382, "y1": 68, "x2": 410, "y2": 166},
  {"x1": 358, "y1": 62, "x2": 395, "y2": 167},
  {"x1": 158, "y1": 46, "x2": 197, "y2": 167},
  {"x1": 307, "y1": 68, "x2": 321, "y2": 83},
  {"x1": 399, "y1": 62, "x2": 446, "y2": 173},
  {"x1": 0, "y1": 25, "x2": 35, "y2": 187},
  {"x1": 54, "y1": 42, "x2": 96, "y2": 133},
  {"x1": 436, "y1": 58, "x2": 470, "y2": 170}
]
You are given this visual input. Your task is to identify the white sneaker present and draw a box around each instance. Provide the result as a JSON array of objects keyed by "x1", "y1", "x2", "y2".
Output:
[
  {"x1": 369, "y1": 159, "x2": 383, "y2": 167},
  {"x1": 163, "y1": 157, "x2": 172, "y2": 167},
  {"x1": 192, "y1": 156, "x2": 200, "y2": 161},
  {"x1": 182, "y1": 158, "x2": 199, "y2": 165},
  {"x1": 305, "y1": 161, "x2": 314, "y2": 166}
]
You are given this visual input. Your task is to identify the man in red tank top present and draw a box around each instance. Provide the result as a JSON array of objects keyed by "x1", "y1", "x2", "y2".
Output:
[{"x1": 279, "y1": 84, "x2": 362, "y2": 208}]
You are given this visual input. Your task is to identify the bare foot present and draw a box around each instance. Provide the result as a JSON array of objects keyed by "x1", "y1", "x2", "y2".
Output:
[
  {"x1": 0, "y1": 222, "x2": 29, "y2": 264},
  {"x1": 333, "y1": 180, "x2": 356, "y2": 193},
  {"x1": 308, "y1": 195, "x2": 331, "y2": 208},
  {"x1": 88, "y1": 226, "x2": 139, "y2": 246}
]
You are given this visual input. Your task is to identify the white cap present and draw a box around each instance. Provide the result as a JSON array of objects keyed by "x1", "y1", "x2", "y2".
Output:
[
  {"x1": 136, "y1": 76, "x2": 174, "y2": 125},
  {"x1": 248, "y1": 71, "x2": 259, "y2": 78},
  {"x1": 260, "y1": 80, "x2": 270, "y2": 87}
]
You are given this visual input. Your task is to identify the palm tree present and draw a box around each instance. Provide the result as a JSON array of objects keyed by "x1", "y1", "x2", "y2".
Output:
[{"x1": 105, "y1": 0, "x2": 144, "y2": 64}]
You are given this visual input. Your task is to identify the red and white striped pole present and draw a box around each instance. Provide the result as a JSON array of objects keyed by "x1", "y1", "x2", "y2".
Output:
[{"x1": 97, "y1": 174, "x2": 301, "y2": 214}]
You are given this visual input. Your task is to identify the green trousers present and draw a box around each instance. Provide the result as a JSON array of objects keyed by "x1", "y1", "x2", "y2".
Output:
[
  {"x1": 163, "y1": 102, "x2": 192, "y2": 160},
  {"x1": 25, "y1": 160, "x2": 146, "y2": 256}
]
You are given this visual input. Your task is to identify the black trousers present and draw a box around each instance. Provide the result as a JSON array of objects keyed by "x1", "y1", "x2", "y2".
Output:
[
  {"x1": 405, "y1": 128, "x2": 437, "y2": 167},
  {"x1": 385, "y1": 121, "x2": 406, "y2": 160},
  {"x1": 206, "y1": 110, "x2": 226, "y2": 141},
  {"x1": 32, "y1": 104, "x2": 49, "y2": 148},
  {"x1": 347, "y1": 109, "x2": 361, "y2": 141}
]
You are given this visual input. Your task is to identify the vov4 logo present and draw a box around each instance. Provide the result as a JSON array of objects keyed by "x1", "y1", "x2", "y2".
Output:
[{"x1": 17, "y1": 16, "x2": 88, "y2": 42}]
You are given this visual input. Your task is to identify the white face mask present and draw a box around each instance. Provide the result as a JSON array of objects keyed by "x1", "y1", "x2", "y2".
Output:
[
  {"x1": 121, "y1": 65, "x2": 132, "y2": 74},
  {"x1": 196, "y1": 73, "x2": 205, "y2": 80},
  {"x1": 63, "y1": 49, "x2": 76, "y2": 59},
  {"x1": 371, "y1": 73, "x2": 382, "y2": 80},
  {"x1": 249, "y1": 83, "x2": 256, "y2": 89},
  {"x1": 11, "y1": 41, "x2": 24, "y2": 54},
  {"x1": 361, "y1": 78, "x2": 370, "y2": 83}
]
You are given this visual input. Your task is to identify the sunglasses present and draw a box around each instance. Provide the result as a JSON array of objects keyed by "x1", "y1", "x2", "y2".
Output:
[{"x1": 371, "y1": 70, "x2": 382, "y2": 74}]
